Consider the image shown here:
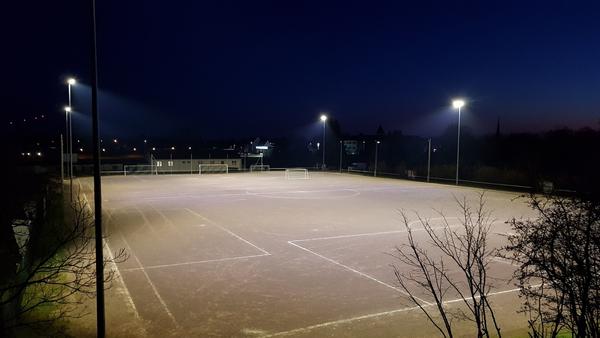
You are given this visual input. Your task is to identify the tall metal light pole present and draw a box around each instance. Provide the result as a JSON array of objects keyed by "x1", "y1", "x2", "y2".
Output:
[
  {"x1": 452, "y1": 99, "x2": 465, "y2": 185},
  {"x1": 67, "y1": 78, "x2": 76, "y2": 187},
  {"x1": 374, "y1": 140, "x2": 380, "y2": 177},
  {"x1": 339, "y1": 140, "x2": 343, "y2": 172},
  {"x1": 427, "y1": 138, "x2": 432, "y2": 183},
  {"x1": 64, "y1": 106, "x2": 73, "y2": 201},
  {"x1": 320, "y1": 114, "x2": 327, "y2": 170},
  {"x1": 189, "y1": 146, "x2": 193, "y2": 174},
  {"x1": 90, "y1": 0, "x2": 105, "y2": 336}
]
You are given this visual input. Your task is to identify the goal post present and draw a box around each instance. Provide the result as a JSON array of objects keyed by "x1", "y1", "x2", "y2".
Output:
[
  {"x1": 124, "y1": 164, "x2": 157, "y2": 176},
  {"x1": 285, "y1": 168, "x2": 310, "y2": 180},
  {"x1": 199, "y1": 163, "x2": 229, "y2": 175},
  {"x1": 250, "y1": 164, "x2": 270, "y2": 172}
]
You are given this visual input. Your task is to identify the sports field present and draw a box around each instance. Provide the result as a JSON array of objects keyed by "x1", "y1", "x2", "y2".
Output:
[{"x1": 78, "y1": 171, "x2": 536, "y2": 337}]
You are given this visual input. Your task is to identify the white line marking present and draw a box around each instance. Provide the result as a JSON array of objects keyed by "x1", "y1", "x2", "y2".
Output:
[
  {"x1": 290, "y1": 217, "x2": 450, "y2": 243},
  {"x1": 121, "y1": 253, "x2": 270, "y2": 272},
  {"x1": 491, "y1": 257, "x2": 521, "y2": 267},
  {"x1": 184, "y1": 208, "x2": 270, "y2": 255},
  {"x1": 263, "y1": 305, "x2": 422, "y2": 337},
  {"x1": 285, "y1": 219, "x2": 462, "y2": 308},
  {"x1": 76, "y1": 180, "x2": 142, "y2": 324},
  {"x1": 263, "y1": 285, "x2": 541, "y2": 337},
  {"x1": 287, "y1": 241, "x2": 432, "y2": 306},
  {"x1": 119, "y1": 232, "x2": 181, "y2": 329}
]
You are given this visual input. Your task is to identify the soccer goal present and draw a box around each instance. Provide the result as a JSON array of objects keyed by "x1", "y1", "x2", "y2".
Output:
[
  {"x1": 285, "y1": 168, "x2": 310, "y2": 179},
  {"x1": 124, "y1": 164, "x2": 157, "y2": 176},
  {"x1": 250, "y1": 164, "x2": 270, "y2": 172},
  {"x1": 199, "y1": 164, "x2": 229, "y2": 175}
]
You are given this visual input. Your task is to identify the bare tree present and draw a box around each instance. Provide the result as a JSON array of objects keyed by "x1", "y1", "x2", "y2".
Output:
[
  {"x1": 391, "y1": 193, "x2": 502, "y2": 338},
  {"x1": 503, "y1": 194, "x2": 600, "y2": 338},
  {"x1": 0, "y1": 189, "x2": 126, "y2": 337}
]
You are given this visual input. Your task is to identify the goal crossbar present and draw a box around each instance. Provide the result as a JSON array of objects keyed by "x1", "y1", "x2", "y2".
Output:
[
  {"x1": 124, "y1": 164, "x2": 157, "y2": 176},
  {"x1": 250, "y1": 164, "x2": 270, "y2": 172},
  {"x1": 285, "y1": 168, "x2": 310, "y2": 179},
  {"x1": 199, "y1": 164, "x2": 229, "y2": 174}
]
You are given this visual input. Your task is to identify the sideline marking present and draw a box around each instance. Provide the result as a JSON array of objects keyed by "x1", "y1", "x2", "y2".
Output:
[
  {"x1": 76, "y1": 180, "x2": 142, "y2": 323},
  {"x1": 185, "y1": 208, "x2": 270, "y2": 255},
  {"x1": 287, "y1": 240, "x2": 432, "y2": 306},
  {"x1": 121, "y1": 253, "x2": 270, "y2": 272},
  {"x1": 119, "y1": 232, "x2": 181, "y2": 329},
  {"x1": 246, "y1": 188, "x2": 360, "y2": 200},
  {"x1": 287, "y1": 218, "x2": 460, "y2": 306},
  {"x1": 263, "y1": 285, "x2": 540, "y2": 337}
]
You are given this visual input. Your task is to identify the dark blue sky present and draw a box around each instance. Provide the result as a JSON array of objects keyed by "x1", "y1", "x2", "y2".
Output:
[{"x1": 2, "y1": 0, "x2": 599, "y2": 139}]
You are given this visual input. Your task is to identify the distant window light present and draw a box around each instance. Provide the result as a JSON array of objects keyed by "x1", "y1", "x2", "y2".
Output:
[{"x1": 157, "y1": 161, "x2": 163, "y2": 167}]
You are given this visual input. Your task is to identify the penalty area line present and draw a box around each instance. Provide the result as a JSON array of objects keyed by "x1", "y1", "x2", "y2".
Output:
[
  {"x1": 287, "y1": 240, "x2": 432, "y2": 306},
  {"x1": 184, "y1": 208, "x2": 270, "y2": 255},
  {"x1": 119, "y1": 232, "x2": 181, "y2": 329},
  {"x1": 77, "y1": 179, "x2": 143, "y2": 324},
  {"x1": 263, "y1": 284, "x2": 541, "y2": 337},
  {"x1": 121, "y1": 253, "x2": 270, "y2": 272}
]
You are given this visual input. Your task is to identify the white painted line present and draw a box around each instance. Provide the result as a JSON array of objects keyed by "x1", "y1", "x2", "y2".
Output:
[
  {"x1": 133, "y1": 206, "x2": 161, "y2": 235},
  {"x1": 491, "y1": 257, "x2": 520, "y2": 267},
  {"x1": 77, "y1": 180, "x2": 143, "y2": 324},
  {"x1": 263, "y1": 284, "x2": 541, "y2": 337},
  {"x1": 121, "y1": 253, "x2": 270, "y2": 272},
  {"x1": 263, "y1": 305, "x2": 422, "y2": 337},
  {"x1": 184, "y1": 208, "x2": 270, "y2": 255},
  {"x1": 290, "y1": 218, "x2": 451, "y2": 243},
  {"x1": 119, "y1": 232, "x2": 181, "y2": 329},
  {"x1": 147, "y1": 204, "x2": 186, "y2": 236},
  {"x1": 287, "y1": 240, "x2": 432, "y2": 306}
]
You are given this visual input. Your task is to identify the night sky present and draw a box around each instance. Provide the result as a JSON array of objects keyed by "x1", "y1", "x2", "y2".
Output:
[{"x1": 2, "y1": 1, "x2": 599, "y2": 140}]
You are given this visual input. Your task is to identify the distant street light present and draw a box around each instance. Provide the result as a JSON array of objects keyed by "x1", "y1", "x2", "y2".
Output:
[
  {"x1": 320, "y1": 114, "x2": 327, "y2": 170},
  {"x1": 374, "y1": 141, "x2": 380, "y2": 177},
  {"x1": 452, "y1": 99, "x2": 465, "y2": 185}
]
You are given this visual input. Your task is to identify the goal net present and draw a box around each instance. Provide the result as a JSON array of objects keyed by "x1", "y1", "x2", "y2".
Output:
[
  {"x1": 124, "y1": 164, "x2": 157, "y2": 175},
  {"x1": 199, "y1": 164, "x2": 229, "y2": 175},
  {"x1": 285, "y1": 168, "x2": 310, "y2": 180},
  {"x1": 250, "y1": 165, "x2": 270, "y2": 172}
]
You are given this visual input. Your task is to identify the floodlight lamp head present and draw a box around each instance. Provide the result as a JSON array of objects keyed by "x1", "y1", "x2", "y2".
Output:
[
  {"x1": 67, "y1": 78, "x2": 76, "y2": 85},
  {"x1": 64, "y1": 106, "x2": 72, "y2": 113},
  {"x1": 452, "y1": 99, "x2": 465, "y2": 109},
  {"x1": 320, "y1": 114, "x2": 327, "y2": 122}
]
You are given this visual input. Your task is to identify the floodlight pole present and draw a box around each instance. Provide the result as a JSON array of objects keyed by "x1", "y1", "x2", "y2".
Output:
[
  {"x1": 339, "y1": 140, "x2": 342, "y2": 173},
  {"x1": 322, "y1": 121, "x2": 326, "y2": 170},
  {"x1": 64, "y1": 110, "x2": 69, "y2": 181},
  {"x1": 427, "y1": 138, "x2": 431, "y2": 183},
  {"x1": 90, "y1": 0, "x2": 106, "y2": 336},
  {"x1": 374, "y1": 141, "x2": 380, "y2": 177},
  {"x1": 68, "y1": 83, "x2": 74, "y2": 201},
  {"x1": 60, "y1": 134, "x2": 64, "y2": 189},
  {"x1": 455, "y1": 106, "x2": 461, "y2": 185}
]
